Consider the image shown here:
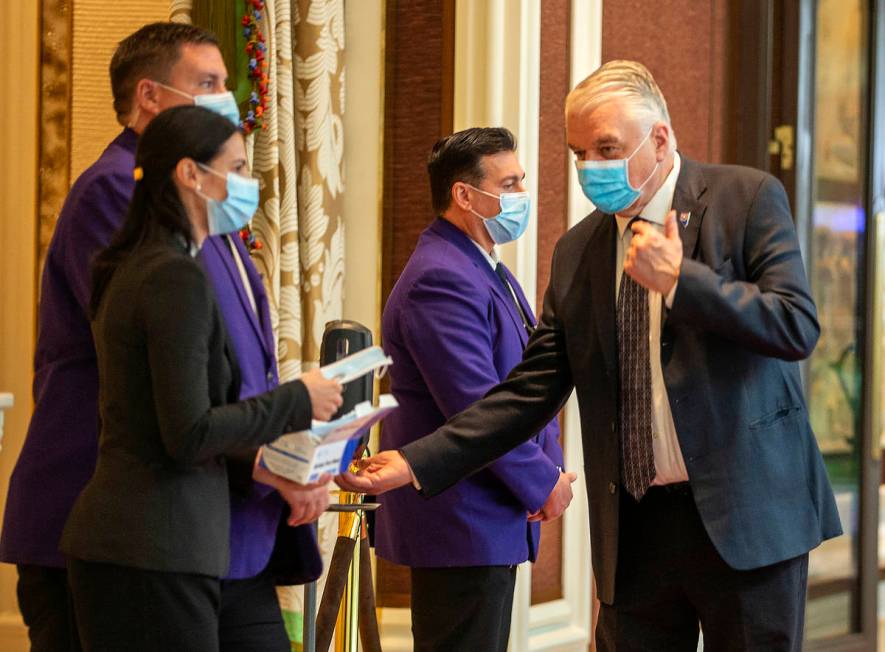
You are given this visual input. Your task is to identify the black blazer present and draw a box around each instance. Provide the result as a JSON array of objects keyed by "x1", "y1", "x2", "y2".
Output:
[
  {"x1": 402, "y1": 157, "x2": 842, "y2": 604},
  {"x1": 61, "y1": 234, "x2": 312, "y2": 577}
]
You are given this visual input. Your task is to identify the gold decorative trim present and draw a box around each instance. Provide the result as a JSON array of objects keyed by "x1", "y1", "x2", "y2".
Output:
[
  {"x1": 169, "y1": 0, "x2": 193, "y2": 23},
  {"x1": 37, "y1": 0, "x2": 73, "y2": 281}
]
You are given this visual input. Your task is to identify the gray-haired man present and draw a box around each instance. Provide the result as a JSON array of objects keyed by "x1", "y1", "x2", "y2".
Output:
[{"x1": 341, "y1": 60, "x2": 842, "y2": 650}]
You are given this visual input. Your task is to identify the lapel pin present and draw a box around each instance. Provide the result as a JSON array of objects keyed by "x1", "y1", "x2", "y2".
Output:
[{"x1": 678, "y1": 211, "x2": 691, "y2": 228}]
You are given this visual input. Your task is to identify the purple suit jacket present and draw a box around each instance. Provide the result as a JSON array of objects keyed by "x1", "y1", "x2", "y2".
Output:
[
  {"x1": 375, "y1": 218, "x2": 563, "y2": 567},
  {"x1": 198, "y1": 236, "x2": 286, "y2": 579},
  {"x1": 1, "y1": 130, "x2": 137, "y2": 568},
  {"x1": 1, "y1": 130, "x2": 316, "y2": 580}
]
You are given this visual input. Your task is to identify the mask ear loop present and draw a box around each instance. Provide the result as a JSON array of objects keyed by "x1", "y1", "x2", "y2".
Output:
[
  {"x1": 468, "y1": 184, "x2": 501, "y2": 201},
  {"x1": 629, "y1": 160, "x2": 660, "y2": 193},
  {"x1": 374, "y1": 365, "x2": 389, "y2": 380},
  {"x1": 466, "y1": 184, "x2": 503, "y2": 222},
  {"x1": 626, "y1": 125, "x2": 661, "y2": 192},
  {"x1": 153, "y1": 80, "x2": 195, "y2": 102},
  {"x1": 194, "y1": 166, "x2": 212, "y2": 202},
  {"x1": 626, "y1": 124, "x2": 654, "y2": 160},
  {"x1": 194, "y1": 163, "x2": 233, "y2": 204}
]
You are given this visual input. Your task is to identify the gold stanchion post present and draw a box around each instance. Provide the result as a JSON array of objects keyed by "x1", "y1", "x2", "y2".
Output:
[{"x1": 333, "y1": 491, "x2": 363, "y2": 652}]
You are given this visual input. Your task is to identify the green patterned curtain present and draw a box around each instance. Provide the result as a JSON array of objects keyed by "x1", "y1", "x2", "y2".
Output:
[{"x1": 169, "y1": 1, "x2": 346, "y2": 649}]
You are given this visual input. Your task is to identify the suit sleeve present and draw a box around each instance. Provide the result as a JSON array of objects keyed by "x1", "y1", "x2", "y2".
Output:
[
  {"x1": 62, "y1": 173, "x2": 132, "y2": 313},
  {"x1": 668, "y1": 174, "x2": 820, "y2": 361},
  {"x1": 399, "y1": 270, "x2": 559, "y2": 513},
  {"x1": 141, "y1": 257, "x2": 313, "y2": 466},
  {"x1": 400, "y1": 249, "x2": 574, "y2": 497},
  {"x1": 539, "y1": 419, "x2": 564, "y2": 469}
]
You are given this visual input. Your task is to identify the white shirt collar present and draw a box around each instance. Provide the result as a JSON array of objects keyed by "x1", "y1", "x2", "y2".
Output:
[
  {"x1": 471, "y1": 239, "x2": 499, "y2": 270},
  {"x1": 615, "y1": 152, "x2": 681, "y2": 237}
]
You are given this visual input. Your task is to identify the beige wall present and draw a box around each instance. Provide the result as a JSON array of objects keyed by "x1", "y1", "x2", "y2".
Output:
[
  {"x1": 0, "y1": 2, "x2": 39, "y2": 648},
  {"x1": 343, "y1": 0, "x2": 384, "y2": 337},
  {"x1": 70, "y1": 0, "x2": 170, "y2": 179}
]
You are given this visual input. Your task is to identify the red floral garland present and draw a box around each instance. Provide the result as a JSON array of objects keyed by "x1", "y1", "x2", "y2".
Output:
[
  {"x1": 241, "y1": 0, "x2": 270, "y2": 134},
  {"x1": 239, "y1": 225, "x2": 263, "y2": 252}
]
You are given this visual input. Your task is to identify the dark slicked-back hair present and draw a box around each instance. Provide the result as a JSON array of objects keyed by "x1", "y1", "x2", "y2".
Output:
[
  {"x1": 110, "y1": 22, "x2": 219, "y2": 125},
  {"x1": 427, "y1": 127, "x2": 517, "y2": 215}
]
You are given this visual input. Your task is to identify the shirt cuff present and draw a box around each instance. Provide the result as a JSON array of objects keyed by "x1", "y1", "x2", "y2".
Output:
[
  {"x1": 398, "y1": 450, "x2": 422, "y2": 490},
  {"x1": 665, "y1": 279, "x2": 679, "y2": 309}
]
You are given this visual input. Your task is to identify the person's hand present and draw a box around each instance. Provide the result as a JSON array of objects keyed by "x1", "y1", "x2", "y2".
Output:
[
  {"x1": 528, "y1": 470, "x2": 577, "y2": 522},
  {"x1": 625, "y1": 209, "x2": 682, "y2": 295},
  {"x1": 335, "y1": 450, "x2": 413, "y2": 494},
  {"x1": 280, "y1": 483, "x2": 331, "y2": 526},
  {"x1": 253, "y1": 461, "x2": 332, "y2": 526},
  {"x1": 300, "y1": 367, "x2": 343, "y2": 421}
]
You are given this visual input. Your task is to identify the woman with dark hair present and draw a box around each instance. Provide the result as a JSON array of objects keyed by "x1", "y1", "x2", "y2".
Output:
[{"x1": 60, "y1": 105, "x2": 342, "y2": 650}]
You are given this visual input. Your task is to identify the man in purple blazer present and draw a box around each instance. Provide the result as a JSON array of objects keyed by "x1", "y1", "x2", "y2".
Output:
[
  {"x1": 0, "y1": 23, "x2": 324, "y2": 651},
  {"x1": 376, "y1": 128, "x2": 577, "y2": 651}
]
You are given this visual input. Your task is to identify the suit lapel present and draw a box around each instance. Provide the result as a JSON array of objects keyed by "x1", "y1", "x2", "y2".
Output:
[
  {"x1": 230, "y1": 236, "x2": 277, "y2": 367},
  {"x1": 430, "y1": 219, "x2": 529, "y2": 344},
  {"x1": 672, "y1": 156, "x2": 708, "y2": 261},
  {"x1": 207, "y1": 237, "x2": 267, "y2": 357},
  {"x1": 499, "y1": 264, "x2": 532, "y2": 347},
  {"x1": 502, "y1": 264, "x2": 536, "y2": 326},
  {"x1": 584, "y1": 214, "x2": 618, "y2": 376}
]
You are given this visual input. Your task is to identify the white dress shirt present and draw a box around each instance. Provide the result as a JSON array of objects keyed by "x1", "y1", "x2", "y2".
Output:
[
  {"x1": 614, "y1": 153, "x2": 689, "y2": 485},
  {"x1": 471, "y1": 239, "x2": 499, "y2": 270},
  {"x1": 471, "y1": 240, "x2": 526, "y2": 311}
]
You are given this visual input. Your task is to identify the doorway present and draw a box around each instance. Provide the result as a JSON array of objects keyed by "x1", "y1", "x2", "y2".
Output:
[{"x1": 745, "y1": 1, "x2": 885, "y2": 649}]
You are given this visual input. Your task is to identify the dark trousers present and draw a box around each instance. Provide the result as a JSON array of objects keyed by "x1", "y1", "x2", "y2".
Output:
[
  {"x1": 68, "y1": 558, "x2": 221, "y2": 651},
  {"x1": 410, "y1": 564, "x2": 517, "y2": 652},
  {"x1": 596, "y1": 483, "x2": 808, "y2": 652},
  {"x1": 219, "y1": 572, "x2": 289, "y2": 652},
  {"x1": 16, "y1": 564, "x2": 82, "y2": 652}
]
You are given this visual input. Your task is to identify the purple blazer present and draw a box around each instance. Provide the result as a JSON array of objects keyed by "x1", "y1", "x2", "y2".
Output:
[
  {"x1": 375, "y1": 218, "x2": 563, "y2": 567},
  {"x1": 198, "y1": 235, "x2": 289, "y2": 579},
  {"x1": 1, "y1": 130, "x2": 316, "y2": 581},
  {"x1": 1, "y1": 130, "x2": 137, "y2": 568},
  {"x1": 199, "y1": 234, "x2": 317, "y2": 579}
]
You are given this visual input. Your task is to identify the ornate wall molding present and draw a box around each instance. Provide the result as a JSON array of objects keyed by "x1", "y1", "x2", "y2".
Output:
[{"x1": 37, "y1": 0, "x2": 73, "y2": 279}]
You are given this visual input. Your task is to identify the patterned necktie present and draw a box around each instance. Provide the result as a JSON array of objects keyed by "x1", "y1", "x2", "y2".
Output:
[{"x1": 617, "y1": 223, "x2": 656, "y2": 501}]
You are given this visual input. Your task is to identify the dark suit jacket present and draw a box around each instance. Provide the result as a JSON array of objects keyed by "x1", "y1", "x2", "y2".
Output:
[
  {"x1": 402, "y1": 157, "x2": 842, "y2": 604},
  {"x1": 61, "y1": 233, "x2": 312, "y2": 578}
]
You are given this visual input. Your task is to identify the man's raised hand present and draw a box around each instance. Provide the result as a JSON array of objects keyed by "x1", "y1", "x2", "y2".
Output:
[{"x1": 625, "y1": 209, "x2": 682, "y2": 295}]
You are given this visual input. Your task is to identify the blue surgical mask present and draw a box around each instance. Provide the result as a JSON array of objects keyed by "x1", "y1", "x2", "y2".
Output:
[
  {"x1": 156, "y1": 82, "x2": 242, "y2": 126},
  {"x1": 468, "y1": 186, "x2": 531, "y2": 244},
  {"x1": 197, "y1": 164, "x2": 259, "y2": 235},
  {"x1": 575, "y1": 127, "x2": 659, "y2": 214}
]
